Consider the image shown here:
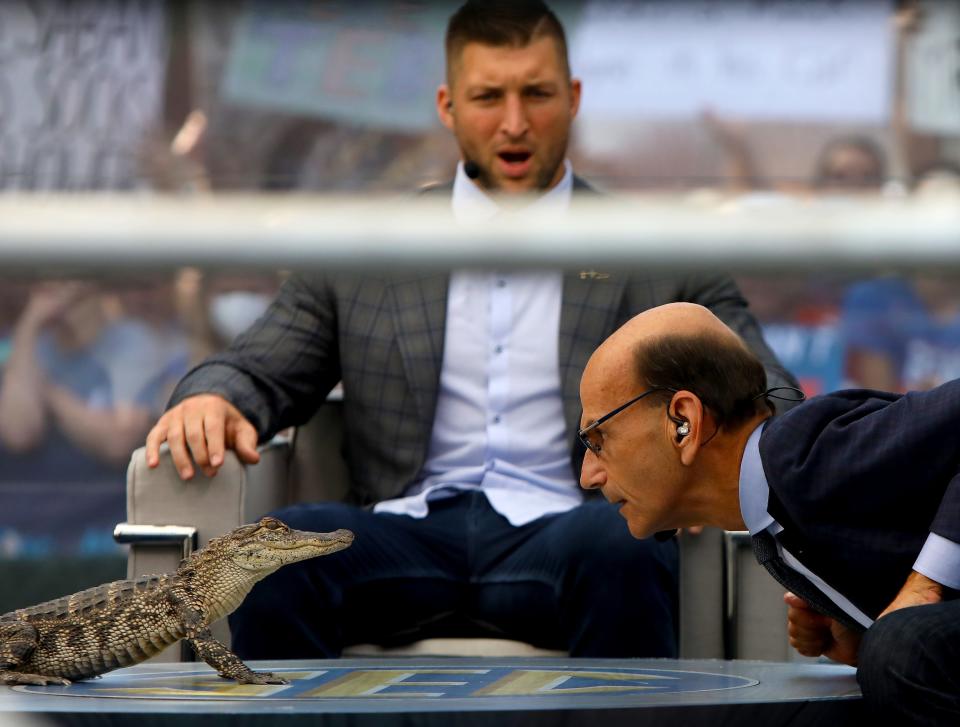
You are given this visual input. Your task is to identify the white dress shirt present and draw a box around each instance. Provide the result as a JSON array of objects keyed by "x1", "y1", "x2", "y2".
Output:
[{"x1": 374, "y1": 160, "x2": 583, "y2": 525}]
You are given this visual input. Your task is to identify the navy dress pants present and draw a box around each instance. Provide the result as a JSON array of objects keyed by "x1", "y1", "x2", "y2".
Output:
[
  {"x1": 230, "y1": 491, "x2": 678, "y2": 659},
  {"x1": 857, "y1": 600, "x2": 960, "y2": 726}
]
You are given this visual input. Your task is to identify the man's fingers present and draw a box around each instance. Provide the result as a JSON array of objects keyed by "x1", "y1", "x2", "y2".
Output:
[
  {"x1": 231, "y1": 420, "x2": 261, "y2": 465},
  {"x1": 788, "y1": 620, "x2": 830, "y2": 656},
  {"x1": 787, "y1": 604, "x2": 830, "y2": 632},
  {"x1": 145, "y1": 395, "x2": 257, "y2": 480},
  {"x1": 203, "y1": 409, "x2": 227, "y2": 475},
  {"x1": 164, "y1": 412, "x2": 195, "y2": 480},
  {"x1": 783, "y1": 592, "x2": 816, "y2": 610},
  {"x1": 145, "y1": 421, "x2": 168, "y2": 468},
  {"x1": 791, "y1": 638, "x2": 827, "y2": 658},
  {"x1": 183, "y1": 408, "x2": 211, "y2": 476},
  {"x1": 786, "y1": 598, "x2": 834, "y2": 658}
]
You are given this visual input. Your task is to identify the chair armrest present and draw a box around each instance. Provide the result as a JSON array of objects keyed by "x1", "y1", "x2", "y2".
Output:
[
  {"x1": 678, "y1": 528, "x2": 790, "y2": 660},
  {"x1": 123, "y1": 441, "x2": 293, "y2": 577},
  {"x1": 678, "y1": 527, "x2": 724, "y2": 659},
  {"x1": 722, "y1": 530, "x2": 790, "y2": 661}
]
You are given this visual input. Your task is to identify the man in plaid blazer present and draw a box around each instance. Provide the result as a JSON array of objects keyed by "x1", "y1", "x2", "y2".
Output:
[
  {"x1": 580, "y1": 302, "x2": 958, "y2": 723},
  {"x1": 146, "y1": 0, "x2": 797, "y2": 658}
]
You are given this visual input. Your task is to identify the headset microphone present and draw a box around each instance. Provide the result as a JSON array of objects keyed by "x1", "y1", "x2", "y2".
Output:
[{"x1": 463, "y1": 160, "x2": 481, "y2": 180}]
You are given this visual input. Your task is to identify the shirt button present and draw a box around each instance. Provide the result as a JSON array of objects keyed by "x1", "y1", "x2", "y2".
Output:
[
  {"x1": 497, "y1": 279, "x2": 506, "y2": 288},
  {"x1": 492, "y1": 415, "x2": 501, "y2": 424},
  {"x1": 494, "y1": 345, "x2": 503, "y2": 354}
]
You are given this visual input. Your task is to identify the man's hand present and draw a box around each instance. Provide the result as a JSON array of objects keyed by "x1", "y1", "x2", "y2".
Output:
[
  {"x1": 145, "y1": 394, "x2": 260, "y2": 480},
  {"x1": 878, "y1": 570, "x2": 943, "y2": 619},
  {"x1": 784, "y1": 592, "x2": 861, "y2": 666}
]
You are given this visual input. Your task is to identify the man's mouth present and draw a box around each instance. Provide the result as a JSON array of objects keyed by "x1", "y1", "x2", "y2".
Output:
[{"x1": 496, "y1": 150, "x2": 533, "y2": 178}]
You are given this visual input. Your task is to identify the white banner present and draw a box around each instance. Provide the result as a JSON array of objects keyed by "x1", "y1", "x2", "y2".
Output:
[
  {"x1": 571, "y1": 0, "x2": 894, "y2": 123},
  {"x1": 906, "y1": 0, "x2": 960, "y2": 135},
  {"x1": 0, "y1": 0, "x2": 167, "y2": 190}
]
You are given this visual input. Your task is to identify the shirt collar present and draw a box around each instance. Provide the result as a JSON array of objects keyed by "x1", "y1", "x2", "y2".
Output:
[
  {"x1": 451, "y1": 159, "x2": 574, "y2": 224},
  {"x1": 739, "y1": 420, "x2": 775, "y2": 535}
]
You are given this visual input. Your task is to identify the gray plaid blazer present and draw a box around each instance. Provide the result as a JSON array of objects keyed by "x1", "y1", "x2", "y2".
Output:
[{"x1": 171, "y1": 182, "x2": 797, "y2": 505}]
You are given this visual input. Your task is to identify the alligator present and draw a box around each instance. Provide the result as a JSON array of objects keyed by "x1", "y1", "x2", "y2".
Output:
[{"x1": 0, "y1": 517, "x2": 353, "y2": 686}]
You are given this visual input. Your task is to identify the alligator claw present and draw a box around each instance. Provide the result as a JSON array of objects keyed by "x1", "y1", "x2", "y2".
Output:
[
  {"x1": 237, "y1": 671, "x2": 288, "y2": 685},
  {"x1": 1, "y1": 672, "x2": 71, "y2": 686}
]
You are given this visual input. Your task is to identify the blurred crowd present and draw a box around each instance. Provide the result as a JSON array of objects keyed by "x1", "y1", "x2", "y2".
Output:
[
  {"x1": 0, "y1": 271, "x2": 280, "y2": 556},
  {"x1": 0, "y1": 0, "x2": 958, "y2": 557}
]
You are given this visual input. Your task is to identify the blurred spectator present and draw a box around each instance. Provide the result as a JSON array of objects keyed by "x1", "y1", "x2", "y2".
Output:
[
  {"x1": 0, "y1": 279, "x2": 188, "y2": 482},
  {"x1": 714, "y1": 129, "x2": 889, "y2": 396},
  {"x1": 0, "y1": 281, "x2": 30, "y2": 368},
  {"x1": 841, "y1": 165, "x2": 960, "y2": 391},
  {"x1": 0, "y1": 278, "x2": 188, "y2": 557},
  {"x1": 812, "y1": 136, "x2": 887, "y2": 192},
  {"x1": 911, "y1": 161, "x2": 960, "y2": 199},
  {"x1": 174, "y1": 269, "x2": 280, "y2": 365},
  {"x1": 842, "y1": 274, "x2": 960, "y2": 391}
]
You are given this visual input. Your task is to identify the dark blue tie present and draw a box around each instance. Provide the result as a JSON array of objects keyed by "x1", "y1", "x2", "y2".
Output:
[{"x1": 752, "y1": 529, "x2": 865, "y2": 634}]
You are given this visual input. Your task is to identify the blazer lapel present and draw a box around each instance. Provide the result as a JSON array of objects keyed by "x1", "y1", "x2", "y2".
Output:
[
  {"x1": 559, "y1": 270, "x2": 627, "y2": 440},
  {"x1": 389, "y1": 274, "x2": 450, "y2": 433}
]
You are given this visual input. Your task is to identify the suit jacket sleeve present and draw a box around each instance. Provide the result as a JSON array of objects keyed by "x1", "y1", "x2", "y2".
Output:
[
  {"x1": 168, "y1": 273, "x2": 341, "y2": 440},
  {"x1": 766, "y1": 380, "x2": 960, "y2": 566},
  {"x1": 677, "y1": 272, "x2": 800, "y2": 413}
]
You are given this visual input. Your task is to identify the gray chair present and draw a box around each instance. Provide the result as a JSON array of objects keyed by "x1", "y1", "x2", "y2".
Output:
[{"x1": 117, "y1": 398, "x2": 792, "y2": 662}]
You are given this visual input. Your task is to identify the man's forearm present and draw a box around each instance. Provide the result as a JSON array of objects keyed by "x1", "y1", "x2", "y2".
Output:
[
  {"x1": 46, "y1": 385, "x2": 152, "y2": 465},
  {"x1": 0, "y1": 324, "x2": 48, "y2": 450}
]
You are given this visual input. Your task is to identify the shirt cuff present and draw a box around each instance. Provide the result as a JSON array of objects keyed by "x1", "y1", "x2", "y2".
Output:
[{"x1": 913, "y1": 533, "x2": 960, "y2": 590}]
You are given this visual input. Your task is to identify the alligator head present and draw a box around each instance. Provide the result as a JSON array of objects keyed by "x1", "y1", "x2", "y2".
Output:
[{"x1": 210, "y1": 516, "x2": 354, "y2": 573}]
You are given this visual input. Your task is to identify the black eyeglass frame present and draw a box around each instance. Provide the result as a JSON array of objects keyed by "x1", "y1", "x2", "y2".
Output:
[
  {"x1": 578, "y1": 386, "x2": 677, "y2": 456},
  {"x1": 577, "y1": 384, "x2": 806, "y2": 456}
]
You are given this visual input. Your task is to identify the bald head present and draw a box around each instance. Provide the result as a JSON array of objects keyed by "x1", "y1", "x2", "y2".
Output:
[
  {"x1": 583, "y1": 303, "x2": 768, "y2": 433},
  {"x1": 586, "y1": 303, "x2": 745, "y2": 389}
]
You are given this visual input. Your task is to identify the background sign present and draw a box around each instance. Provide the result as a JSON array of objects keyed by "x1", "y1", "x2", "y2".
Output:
[
  {"x1": 571, "y1": 0, "x2": 894, "y2": 123},
  {"x1": 222, "y1": 0, "x2": 448, "y2": 132},
  {"x1": 906, "y1": 0, "x2": 960, "y2": 135},
  {"x1": 0, "y1": 0, "x2": 167, "y2": 190}
]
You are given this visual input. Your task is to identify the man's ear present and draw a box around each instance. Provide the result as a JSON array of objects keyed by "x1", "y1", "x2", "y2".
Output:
[
  {"x1": 668, "y1": 391, "x2": 704, "y2": 466},
  {"x1": 437, "y1": 85, "x2": 455, "y2": 131},
  {"x1": 569, "y1": 78, "x2": 582, "y2": 119}
]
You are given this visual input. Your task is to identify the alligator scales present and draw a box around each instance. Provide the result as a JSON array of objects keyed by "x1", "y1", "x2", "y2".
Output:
[{"x1": 0, "y1": 517, "x2": 353, "y2": 686}]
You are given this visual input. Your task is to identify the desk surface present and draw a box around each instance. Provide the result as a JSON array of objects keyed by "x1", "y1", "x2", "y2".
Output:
[{"x1": 0, "y1": 658, "x2": 861, "y2": 726}]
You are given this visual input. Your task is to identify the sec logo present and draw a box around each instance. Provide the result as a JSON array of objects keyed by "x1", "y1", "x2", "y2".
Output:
[{"x1": 17, "y1": 665, "x2": 757, "y2": 701}]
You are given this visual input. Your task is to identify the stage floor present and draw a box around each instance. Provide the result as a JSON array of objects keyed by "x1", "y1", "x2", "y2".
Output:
[{"x1": 0, "y1": 657, "x2": 862, "y2": 726}]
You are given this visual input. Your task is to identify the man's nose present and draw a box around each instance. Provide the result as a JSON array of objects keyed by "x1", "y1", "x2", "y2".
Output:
[
  {"x1": 500, "y1": 94, "x2": 529, "y2": 138},
  {"x1": 579, "y1": 450, "x2": 606, "y2": 490}
]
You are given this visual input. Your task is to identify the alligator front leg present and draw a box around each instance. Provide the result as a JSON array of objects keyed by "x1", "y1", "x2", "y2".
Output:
[
  {"x1": 0, "y1": 621, "x2": 70, "y2": 686},
  {"x1": 186, "y1": 628, "x2": 288, "y2": 685}
]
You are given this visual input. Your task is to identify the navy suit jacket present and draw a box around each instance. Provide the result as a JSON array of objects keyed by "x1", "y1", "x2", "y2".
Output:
[{"x1": 759, "y1": 379, "x2": 960, "y2": 619}]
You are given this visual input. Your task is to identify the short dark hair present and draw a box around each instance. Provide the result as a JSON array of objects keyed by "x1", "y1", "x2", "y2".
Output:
[
  {"x1": 814, "y1": 135, "x2": 887, "y2": 190},
  {"x1": 633, "y1": 332, "x2": 769, "y2": 431},
  {"x1": 445, "y1": 0, "x2": 571, "y2": 83}
]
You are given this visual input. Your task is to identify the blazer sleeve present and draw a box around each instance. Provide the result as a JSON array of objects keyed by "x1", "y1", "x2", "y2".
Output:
[
  {"x1": 681, "y1": 272, "x2": 800, "y2": 412},
  {"x1": 766, "y1": 380, "x2": 960, "y2": 546},
  {"x1": 168, "y1": 272, "x2": 341, "y2": 440}
]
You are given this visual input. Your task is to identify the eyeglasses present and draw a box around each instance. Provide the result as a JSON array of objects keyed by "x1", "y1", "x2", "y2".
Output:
[{"x1": 578, "y1": 386, "x2": 676, "y2": 456}]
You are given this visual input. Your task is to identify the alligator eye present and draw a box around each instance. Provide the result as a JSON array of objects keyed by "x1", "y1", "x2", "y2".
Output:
[{"x1": 261, "y1": 517, "x2": 283, "y2": 530}]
